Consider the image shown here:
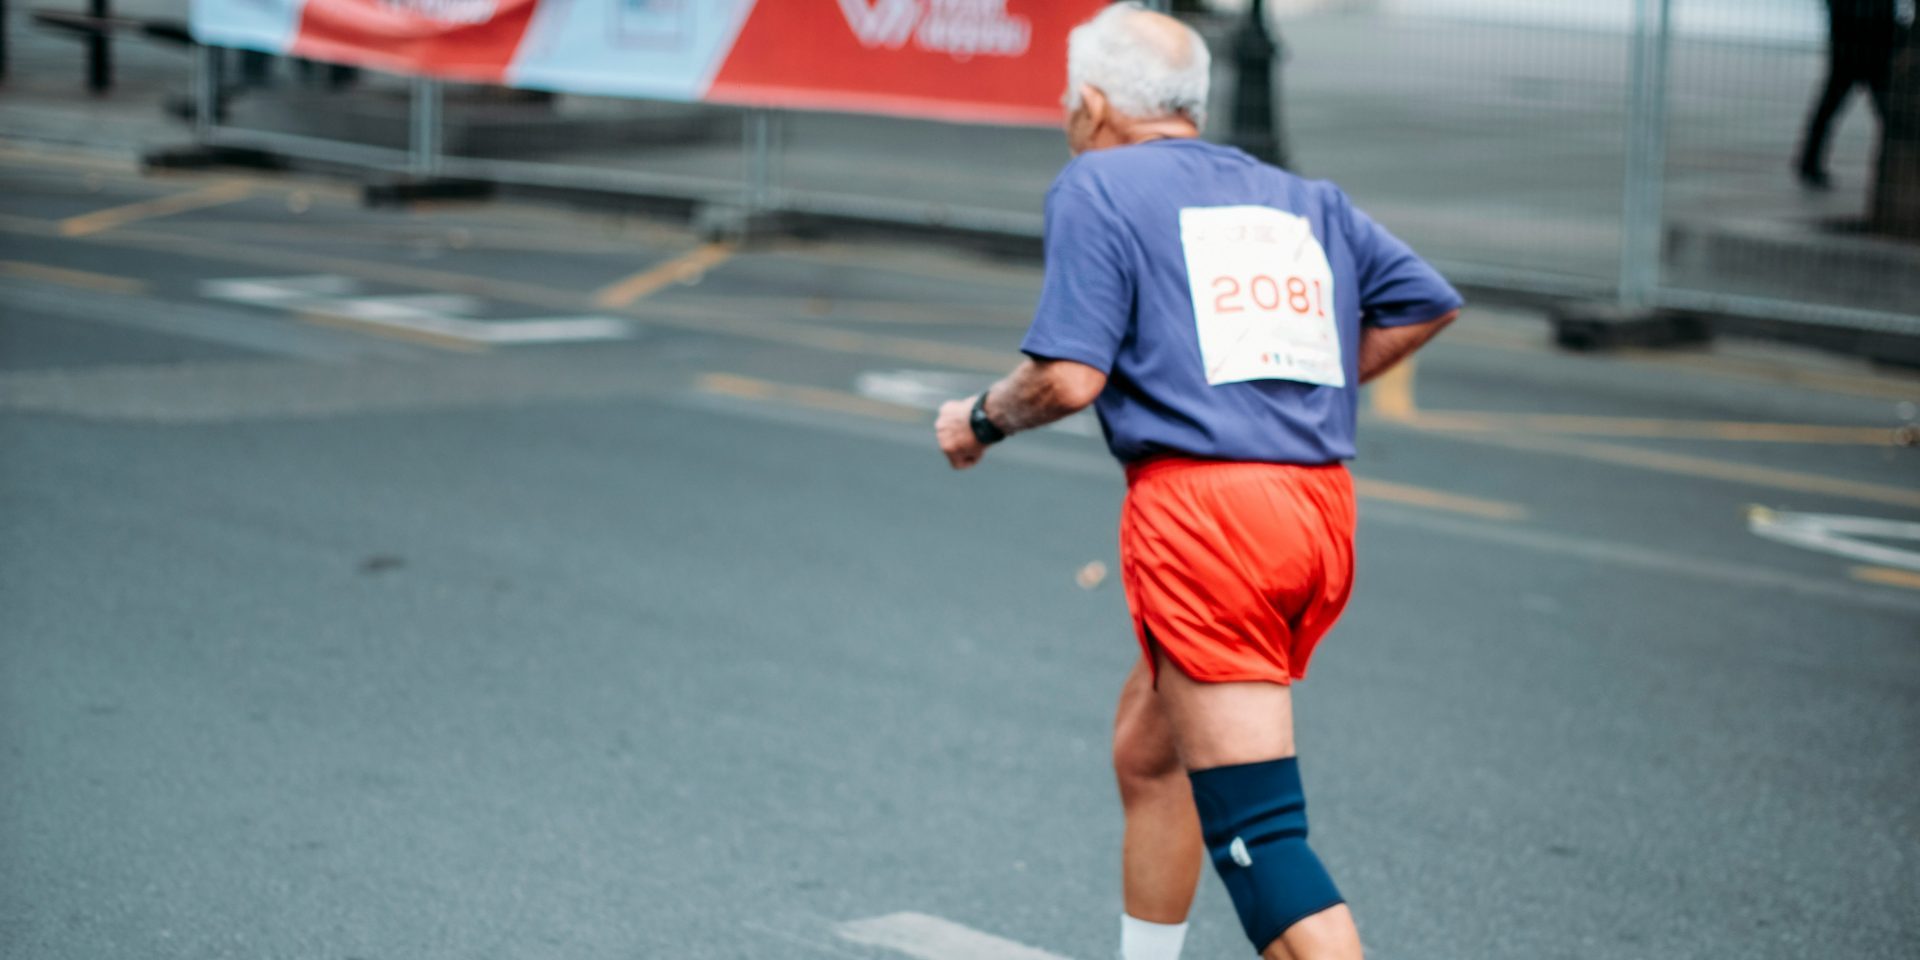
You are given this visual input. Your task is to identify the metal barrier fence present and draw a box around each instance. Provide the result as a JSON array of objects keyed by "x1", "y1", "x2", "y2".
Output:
[
  {"x1": 1288, "y1": 0, "x2": 1918, "y2": 337},
  {"x1": 187, "y1": 0, "x2": 1920, "y2": 339}
]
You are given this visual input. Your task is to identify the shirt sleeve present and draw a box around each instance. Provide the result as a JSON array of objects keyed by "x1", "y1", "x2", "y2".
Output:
[
  {"x1": 1341, "y1": 191, "x2": 1465, "y2": 328},
  {"x1": 1019, "y1": 178, "x2": 1135, "y2": 372}
]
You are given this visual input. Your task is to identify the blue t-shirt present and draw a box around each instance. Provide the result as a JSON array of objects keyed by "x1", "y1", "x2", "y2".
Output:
[{"x1": 1020, "y1": 138, "x2": 1462, "y2": 465}]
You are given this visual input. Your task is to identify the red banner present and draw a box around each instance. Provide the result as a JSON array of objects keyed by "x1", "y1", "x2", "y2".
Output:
[
  {"x1": 288, "y1": 0, "x2": 538, "y2": 83},
  {"x1": 708, "y1": 0, "x2": 1101, "y2": 125},
  {"x1": 195, "y1": 0, "x2": 1107, "y2": 126}
]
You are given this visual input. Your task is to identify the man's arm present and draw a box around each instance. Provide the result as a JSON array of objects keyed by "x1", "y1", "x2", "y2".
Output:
[
  {"x1": 935, "y1": 358, "x2": 1107, "y2": 470},
  {"x1": 1358, "y1": 310, "x2": 1457, "y2": 384}
]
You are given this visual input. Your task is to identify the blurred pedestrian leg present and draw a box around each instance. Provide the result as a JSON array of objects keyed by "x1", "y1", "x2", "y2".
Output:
[{"x1": 1797, "y1": 0, "x2": 1899, "y2": 188}]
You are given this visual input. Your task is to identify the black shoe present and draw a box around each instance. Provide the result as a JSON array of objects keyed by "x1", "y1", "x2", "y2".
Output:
[{"x1": 1797, "y1": 165, "x2": 1833, "y2": 191}]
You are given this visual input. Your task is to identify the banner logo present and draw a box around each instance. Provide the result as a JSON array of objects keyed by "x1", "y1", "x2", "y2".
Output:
[
  {"x1": 380, "y1": 0, "x2": 498, "y2": 24},
  {"x1": 837, "y1": 0, "x2": 919, "y2": 49},
  {"x1": 837, "y1": 0, "x2": 1032, "y2": 59}
]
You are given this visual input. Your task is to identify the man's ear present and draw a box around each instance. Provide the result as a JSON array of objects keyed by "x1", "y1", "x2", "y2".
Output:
[{"x1": 1079, "y1": 84, "x2": 1110, "y2": 130}]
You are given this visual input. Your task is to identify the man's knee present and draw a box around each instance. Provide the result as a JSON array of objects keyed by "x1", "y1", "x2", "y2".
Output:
[
  {"x1": 1113, "y1": 721, "x2": 1182, "y2": 794},
  {"x1": 1189, "y1": 757, "x2": 1344, "y2": 953},
  {"x1": 1112, "y1": 684, "x2": 1182, "y2": 798}
]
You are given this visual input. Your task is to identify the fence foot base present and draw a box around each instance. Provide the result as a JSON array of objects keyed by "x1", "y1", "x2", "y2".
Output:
[
  {"x1": 1551, "y1": 302, "x2": 1712, "y2": 352},
  {"x1": 1859, "y1": 333, "x2": 1920, "y2": 370},
  {"x1": 1708, "y1": 317, "x2": 1920, "y2": 371},
  {"x1": 363, "y1": 177, "x2": 494, "y2": 207},
  {"x1": 692, "y1": 203, "x2": 787, "y2": 245},
  {"x1": 142, "y1": 144, "x2": 286, "y2": 172}
]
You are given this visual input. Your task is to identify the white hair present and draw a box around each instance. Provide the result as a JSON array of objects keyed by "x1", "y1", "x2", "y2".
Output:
[{"x1": 1066, "y1": 2, "x2": 1211, "y2": 128}]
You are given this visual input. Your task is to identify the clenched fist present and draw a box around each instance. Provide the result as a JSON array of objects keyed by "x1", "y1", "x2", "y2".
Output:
[{"x1": 935, "y1": 397, "x2": 988, "y2": 470}]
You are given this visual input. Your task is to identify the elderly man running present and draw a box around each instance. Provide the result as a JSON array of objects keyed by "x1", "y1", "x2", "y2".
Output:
[{"x1": 935, "y1": 5, "x2": 1461, "y2": 959}]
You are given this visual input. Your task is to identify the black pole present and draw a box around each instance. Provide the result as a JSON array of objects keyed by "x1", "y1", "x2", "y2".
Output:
[
  {"x1": 1227, "y1": 0, "x2": 1288, "y2": 169},
  {"x1": 239, "y1": 48, "x2": 271, "y2": 88},
  {"x1": 87, "y1": 0, "x2": 109, "y2": 92},
  {"x1": 210, "y1": 45, "x2": 227, "y2": 123},
  {"x1": 1874, "y1": 22, "x2": 1919, "y2": 239}
]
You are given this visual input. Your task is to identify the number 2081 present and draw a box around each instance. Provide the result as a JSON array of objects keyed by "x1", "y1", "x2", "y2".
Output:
[{"x1": 1210, "y1": 275, "x2": 1327, "y2": 318}]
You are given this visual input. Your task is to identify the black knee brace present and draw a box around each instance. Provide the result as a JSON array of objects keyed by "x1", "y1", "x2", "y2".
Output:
[{"x1": 1188, "y1": 757, "x2": 1344, "y2": 953}]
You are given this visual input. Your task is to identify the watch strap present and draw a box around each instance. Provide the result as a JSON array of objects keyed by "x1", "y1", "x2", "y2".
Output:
[{"x1": 970, "y1": 391, "x2": 1007, "y2": 445}]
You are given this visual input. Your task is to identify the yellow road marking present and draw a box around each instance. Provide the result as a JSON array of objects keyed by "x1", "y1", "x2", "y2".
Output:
[
  {"x1": 0, "y1": 143, "x2": 357, "y2": 203},
  {"x1": 0, "y1": 260, "x2": 146, "y2": 295},
  {"x1": 170, "y1": 219, "x2": 643, "y2": 254},
  {"x1": 1355, "y1": 330, "x2": 1897, "y2": 446},
  {"x1": 0, "y1": 141, "x2": 139, "y2": 174},
  {"x1": 769, "y1": 237, "x2": 1045, "y2": 290},
  {"x1": 0, "y1": 213, "x2": 57, "y2": 236},
  {"x1": 1353, "y1": 477, "x2": 1528, "y2": 521},
  {"x1": 671, "y1": 292, "x2": 1031, "y2": 327},
  {"x1": 1420, "y1": 428, "x2": 1920, "y2": 510},
  {"x1": 594, "y1": 243, "x2": 735, "y2": 308},
  {"x1": 296, "y1": 308, "x2": 489, "y2": 354},
  {"x1": 1433, "y1": 314, "x2": 1919, "y2": 403},
  {"x1": 698, "y1": 372, "x2": 926, "y2": 423},
  {"x1": 8, "y1": 220, "x2": 1018, "y2": 372},
  {"x1": 59, "y1": 181, "x2": 255, "y2": 237},
  {"x1": 1402, "y1": 410, "x2": 1905, "y2": 446},
  {"x1": 1435, "y1": 323, "x2": 1546, "y2": 353},
  {"x1": 1621, "y1": 349, "x2": 1920, "y2": 403},
  {"x1": 1370, "y1": 358, "x2": 1419, "y2": 420},
  {"x1": 3, "y1": 137, "x2": 1907, "y2": 401},
  {"x1": 1852, "y1": 566, "x2": 1920, "y2": 591},
  {"x1": 702, "y1": 371, "x2": 1528, "y2": 521},
  {"x1": 13, "y1": 211, "x2": 1910, "y2": 513}
]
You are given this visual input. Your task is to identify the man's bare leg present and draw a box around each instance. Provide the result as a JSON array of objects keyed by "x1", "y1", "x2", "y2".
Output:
[
  {"x1": 1152, "y1": 651, "x2": 1365, "y2": 960},
  {"x1": 1112, "y1": 658, "x2": 1204, "y2": 923}
]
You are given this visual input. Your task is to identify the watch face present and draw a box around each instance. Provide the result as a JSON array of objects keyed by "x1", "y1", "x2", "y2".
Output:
[{"x1": 971, "y1": 398, "x2": 1006, "y2": 444}]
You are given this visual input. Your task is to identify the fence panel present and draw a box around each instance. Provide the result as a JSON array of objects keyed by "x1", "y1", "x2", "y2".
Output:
[
  {"x1": 1281, "y1": 1, "x2": 1636, "y2": 296},
  {"x1": 1659, "y1": 0, "x2": 1920, "y2": 333},
  {"x1": 181, "y1": 1, "x2": 1920, "y2": 339}
]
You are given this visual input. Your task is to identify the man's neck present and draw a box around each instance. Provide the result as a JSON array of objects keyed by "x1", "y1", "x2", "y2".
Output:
[{"x1": 1120, "y1": 121, "x2": 1200, "y2": 146}]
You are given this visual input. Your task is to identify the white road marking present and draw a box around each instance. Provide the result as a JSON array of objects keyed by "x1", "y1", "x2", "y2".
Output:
[
  {"x1": 0, "y1": 279, "x2": 419, "y2": 362},
  {"x1": 854, "y1": 369, "x2": 1101, "y2": 438},
  {"x1": 1747, "y1": 508, "x2": 1920, "y2": 573},
  {"x1": 199, "y1": 274, "x2": 360, "y2": 305},
  {"x1": 855, "y1": 369, "x2": 986, "y2": 408},
  {"x1": 835, "y1": 912, "x2": 1073, "y2": 960},
  {"x1": 679, "y1": 391, "x2": 1920, "y2": 616},
  {"x1": 319, "y1": 294, "x2": 487, "y2": 321},
  {"x1": 201, "y1": 275, "x2": 633, "y2": 346},
  {"x1": 473, "y1": 316, "x2": 633, "y2": 344}
]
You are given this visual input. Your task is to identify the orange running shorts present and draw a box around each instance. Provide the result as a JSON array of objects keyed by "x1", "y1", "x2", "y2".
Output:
[{"x1": 1119, "y1": 457, "x2": 1357, "y2": 685}]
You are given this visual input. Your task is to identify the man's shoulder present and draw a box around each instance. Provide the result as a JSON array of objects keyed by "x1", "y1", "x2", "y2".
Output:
[
  {"x1": 1044, "y1": 145, "x2": 1367, "y2": 250},
  {"x1": 1055, "y1": 138, "x2": 1242, "y2": 182},
  {"x1": 1056, "y1": 143, "x2": 1347, "y2": 206}
]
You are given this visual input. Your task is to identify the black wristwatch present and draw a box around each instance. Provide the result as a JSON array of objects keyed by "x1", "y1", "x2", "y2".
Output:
[{"x1": 969, "y1": 391, "x2": 1008, "y2": 445}]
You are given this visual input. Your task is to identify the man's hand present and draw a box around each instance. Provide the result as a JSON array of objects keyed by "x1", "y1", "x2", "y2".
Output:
[
  {"x1": 936, "y1": 397, "x2": 988, "y2": 470},
  {"x1": 935, "y1": 360, "x2": 1105, "y2": 472}
]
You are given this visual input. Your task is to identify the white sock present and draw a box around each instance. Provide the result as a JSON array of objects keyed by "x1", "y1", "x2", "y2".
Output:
[{"x1": 1120, "y1": 913, "x2": 1189, "y2": 960}]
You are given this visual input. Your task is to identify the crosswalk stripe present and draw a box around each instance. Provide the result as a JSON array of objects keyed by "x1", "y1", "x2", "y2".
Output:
[{"x1": 836, "y1": 913, "x2": 1073, "y2": 960}]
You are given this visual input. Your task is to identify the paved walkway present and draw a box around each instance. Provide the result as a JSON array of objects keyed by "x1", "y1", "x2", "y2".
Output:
[
  {"x1": 2, "y1": 145, "x2": 1917, "y2": 960},
  {"x1": 0, "y1": 0, "x2": 194, "y2": 152}
]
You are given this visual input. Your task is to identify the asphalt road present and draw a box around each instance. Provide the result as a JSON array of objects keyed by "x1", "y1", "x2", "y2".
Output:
[{"x1": 1, "y1": 144, "x2": 1917, "y2": 960}]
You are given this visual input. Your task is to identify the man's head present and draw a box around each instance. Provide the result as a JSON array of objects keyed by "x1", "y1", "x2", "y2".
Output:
[{"x1": 1064, "y1": 2, "x2": 1211, "y2": 155}]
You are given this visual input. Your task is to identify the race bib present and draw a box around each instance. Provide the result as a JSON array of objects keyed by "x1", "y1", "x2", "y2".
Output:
[{"x1": 1179, "y1": 205, "x2": 1344, "y2": 389}]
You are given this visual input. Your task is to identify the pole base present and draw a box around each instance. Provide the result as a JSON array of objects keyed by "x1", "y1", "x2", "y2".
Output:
[
  {"x1": 363, "y1": 177, "x2": 494, "y2": 207},
  {"x1": 141, "y1": 144, "x2": 285, "y2": 172},
  {"x1": 1550, "y1": 302, "x2": 1712, "y2": 351}
]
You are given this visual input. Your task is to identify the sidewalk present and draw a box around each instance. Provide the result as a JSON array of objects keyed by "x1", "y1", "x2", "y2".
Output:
[{"x1": 0, "y1": 0, "x2": 194, "y2": 154}]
